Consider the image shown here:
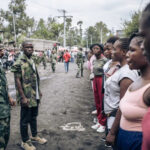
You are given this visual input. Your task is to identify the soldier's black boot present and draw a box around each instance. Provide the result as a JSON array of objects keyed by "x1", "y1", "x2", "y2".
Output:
[
  {"x1": 76, "y1": 73, "x2": 80, "y2": 78},
  {"x1": 81, "y1": 70, "x2": 83, "y2": 77}
]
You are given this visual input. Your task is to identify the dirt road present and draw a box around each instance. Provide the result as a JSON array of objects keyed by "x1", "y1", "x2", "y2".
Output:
[{"x1": 7, "y1": 62, "x2": 108, "y2": 150}]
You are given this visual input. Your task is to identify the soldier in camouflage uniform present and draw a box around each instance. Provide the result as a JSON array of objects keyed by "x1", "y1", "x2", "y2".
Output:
[
  {"x1": 11, "y1": 41, "x2": 47, "y2": 150},
  {"x1": 76, "y1": 48, "x2": 84, "y2": 78},
  {"x1": 0, "y1": 45, "x2": 15, "y2": 150},
  {"x1": 50, "y1": 50, "x2": 57, "y2": 73},
  {"x1": 40, "y1": 52, "x2": 47, "y2": 70}
]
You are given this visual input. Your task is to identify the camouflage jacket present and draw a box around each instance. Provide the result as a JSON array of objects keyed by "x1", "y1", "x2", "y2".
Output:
[
  {"x1": 50, "y1": 53, "x2": 57, "y2": 64},
  {"x1": 93, "y1": 57, "x2": 107, "y2": 76},
  {"x1": 11, "y1": 54, "x2": 40, "y2": 108},
  {"x1": 76, "y1": 51, "x2": 83, "y2": 64},
  {"x1": 0, "y1": 63, "x2": 10, "y2": 119}
]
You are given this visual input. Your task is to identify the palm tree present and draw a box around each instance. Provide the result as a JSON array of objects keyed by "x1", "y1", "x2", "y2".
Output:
[{"x1": 77, "y1": 20, "x2": 83, "y2": 44}]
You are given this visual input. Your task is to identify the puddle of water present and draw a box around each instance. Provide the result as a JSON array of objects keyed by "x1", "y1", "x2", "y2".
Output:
[{"x1": 60, "y1": 122, "x2": 85, "y2": 132}]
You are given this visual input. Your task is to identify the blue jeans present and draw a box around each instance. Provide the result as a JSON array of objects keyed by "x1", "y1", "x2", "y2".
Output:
[{"x1": 64, "y1": 62, "x2": 69, "y2": 72}]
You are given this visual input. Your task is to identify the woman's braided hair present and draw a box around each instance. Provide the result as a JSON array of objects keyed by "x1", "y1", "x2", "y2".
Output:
[{"x1": 117, "y1": 38, "x2": 129, "y2": 52}]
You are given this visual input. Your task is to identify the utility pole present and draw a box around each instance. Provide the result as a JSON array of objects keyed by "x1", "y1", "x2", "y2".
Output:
[
  {"x1": 57, "y1": 9, "x2": 72, "y2": 48},
  {"x1": 12, "y1": 7, "x2": 17, "y2": 44}
]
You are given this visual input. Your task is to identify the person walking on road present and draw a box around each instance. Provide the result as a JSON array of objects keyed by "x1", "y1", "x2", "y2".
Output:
[
  {"x1": 63, "y1": 50, "x2": 71, "y2": 73},
  {"x1": 0, "y1": 44, "x2": 15, "y2": 150},
  {"x1": 11, "y1": 41, "x2": 47, "y2": 150},
  {"x1": 76, "y1": 48, "x2": 84, "y2": 78},
  {"x1": 50, "y1": 50, "x2": 57, "y2": 73},
  {"x1": 41, "y1": 51, "x2": 47, "y2": 70}
]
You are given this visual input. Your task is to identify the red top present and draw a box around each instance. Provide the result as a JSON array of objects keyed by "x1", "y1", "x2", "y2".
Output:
[
  {"x1": 142, "y1": 107, "x2": 150, "y2": 150},
  {"x1": 63, "y1": 52, "x2": 71, "y2": 62}
]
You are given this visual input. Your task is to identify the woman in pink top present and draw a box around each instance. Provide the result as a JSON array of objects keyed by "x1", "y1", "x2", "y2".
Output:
[{"x1": 117, "y1": 33, "x2": 150, "y2": 150}]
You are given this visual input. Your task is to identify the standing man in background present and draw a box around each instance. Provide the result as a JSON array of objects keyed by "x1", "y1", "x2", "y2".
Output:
[
  {"x1": 50, "y1": 50, "x2": 57, "y2": 73},
  {"x1": 76, "y1": 48, "x2": 84, "y2": 78}
]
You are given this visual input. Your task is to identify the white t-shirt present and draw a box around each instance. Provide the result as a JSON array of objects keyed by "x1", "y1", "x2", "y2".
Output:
[
  {"x1": 103, "y1": 59, "x2": 112, "y2": 83},
  {"x1": 103, "y1": 59, "x2": 112, "y2": 74},
  {"x1": 104, "y1": 64, "x2": 139, "y2": 114}
]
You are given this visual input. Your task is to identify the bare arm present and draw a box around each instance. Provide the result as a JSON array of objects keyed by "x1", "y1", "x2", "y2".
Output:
[{"x1": 106, "y1": 78, "x2": 133, "y2": 145}]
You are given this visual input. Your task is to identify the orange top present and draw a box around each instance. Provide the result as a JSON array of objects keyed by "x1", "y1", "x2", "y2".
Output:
[
  {"x1": 119, "y1": 83, "x2": 150, "y2": 131},
  {"x1": 63, "y1": 52, "x2": 71, "y2": 62}
]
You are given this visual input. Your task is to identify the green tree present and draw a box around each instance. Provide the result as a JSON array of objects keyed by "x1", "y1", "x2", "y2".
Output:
[
  {"x1": 95, "y1": 21, "x2": 109, "y2": 43},
  {"x1": 33, "y1": 18, "x2": 49, "y2": 39},
  {"x1": 77, "y1": 20, "x2": 83, "y2": 44},
  {"x1": 66, "y1": 18, "x2": 72, "y2": 30},
  {"x1": 47, "y1": 17, "x2": 63, "y2": 41},
  {"x1": 0, "y1": 0, "x2": 34, "y2": 43},
  {"x1": 123, "y1": 11, "x2": 140, "y2": 37},
  {"x1": 83, "y1": 21, "x2": 110, "y2": 47}
]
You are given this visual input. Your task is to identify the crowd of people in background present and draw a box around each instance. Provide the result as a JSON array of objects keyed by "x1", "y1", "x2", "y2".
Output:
[{"x1": 0, "y1": 46, "x2": 87, "y2": 74}]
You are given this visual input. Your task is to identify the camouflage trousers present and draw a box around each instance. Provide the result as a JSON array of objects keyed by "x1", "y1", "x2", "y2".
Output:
[
  {"x1": 76, "y1": 63, "x2": 83, "y2": 77},
  {"x1": 51, "y1": 63, "x2": 56, "y2": 72},
  {"x1": 42, "y1": 61, "x2": 47, "y2": 69},
  {"x1": 0, "y1": 117, "x2": 10, "y2": 150}
]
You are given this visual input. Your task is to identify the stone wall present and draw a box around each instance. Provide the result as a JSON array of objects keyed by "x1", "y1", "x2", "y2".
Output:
[{"x1": 25, "y1": 38, "x2": 59, "y2": 51}]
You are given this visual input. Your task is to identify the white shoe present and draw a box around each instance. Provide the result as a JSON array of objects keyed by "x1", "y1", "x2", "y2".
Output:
[
  {"x1": 91, "y1": 123, "x2": 101, "y2": 130},
  {"x1": 91, "y1": 110, "x2": 97, "y2": 115},
  {"x1": 93, "y1": 117, "x2": 98, "y2": 124},
  {"x1": 96, "y1": 125, "x2": 105, "y2": 133}
]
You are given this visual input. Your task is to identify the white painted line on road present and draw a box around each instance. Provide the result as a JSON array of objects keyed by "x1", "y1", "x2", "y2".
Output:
[{"x1": 60, "y1": 122, "x2": 85, "y2": 132}]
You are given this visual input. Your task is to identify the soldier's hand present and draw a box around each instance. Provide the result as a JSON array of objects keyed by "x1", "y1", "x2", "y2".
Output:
[
  {"x1": 9, "y1": 97, "x2": 16, "y2": 106},
  {"x1": 21, "y1": 98, "x2": 29, "y2": 107},
  {"x1": 40, "y1": 92, "x2": 42, "y2": 98}
]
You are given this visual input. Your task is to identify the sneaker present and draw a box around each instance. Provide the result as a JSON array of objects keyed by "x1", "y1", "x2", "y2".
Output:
[
  {"x1": 31, "y1": 136, "x2": 47, "y2": 144},
  {"x1": 91, "y1": 123, "x2": 101, "y2": 130},
  {"x1": 21, "y1": 140, "x2": 36, "y2": 150},
  {"x1": 93, "y1": 117, "x2": 98, "y2": 124},
  {"x1": 105, "y1": 143, "x2": 112, "y2": 148},
  {"x1": 101, "y1": 136, "x2": 106, "y2": 142},
  {"x1": 91, "y1": 110, "x2": 97, "y2": 115},
  {"x1": 96, "y1": 125, "x2": 105, "y2": 133}
]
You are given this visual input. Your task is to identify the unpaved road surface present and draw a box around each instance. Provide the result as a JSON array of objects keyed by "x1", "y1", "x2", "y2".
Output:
[{"x1": 6, "y1": 62, "x2": 108, "y2": 150}]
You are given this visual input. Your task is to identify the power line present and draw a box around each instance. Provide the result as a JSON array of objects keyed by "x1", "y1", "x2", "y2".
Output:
[{"x1": 28, "y1": 1, "x2": 57, "y2": 11}]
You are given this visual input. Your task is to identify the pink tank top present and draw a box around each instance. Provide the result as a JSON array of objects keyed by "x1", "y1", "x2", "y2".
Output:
[{"x1": 120, "y1": 83, "x2": 150, "y2": 131}]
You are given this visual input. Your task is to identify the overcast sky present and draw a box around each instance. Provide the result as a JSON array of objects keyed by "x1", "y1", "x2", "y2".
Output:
[{"x1": 0, "y1": 0, "x2": 150, "y2": 32}]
